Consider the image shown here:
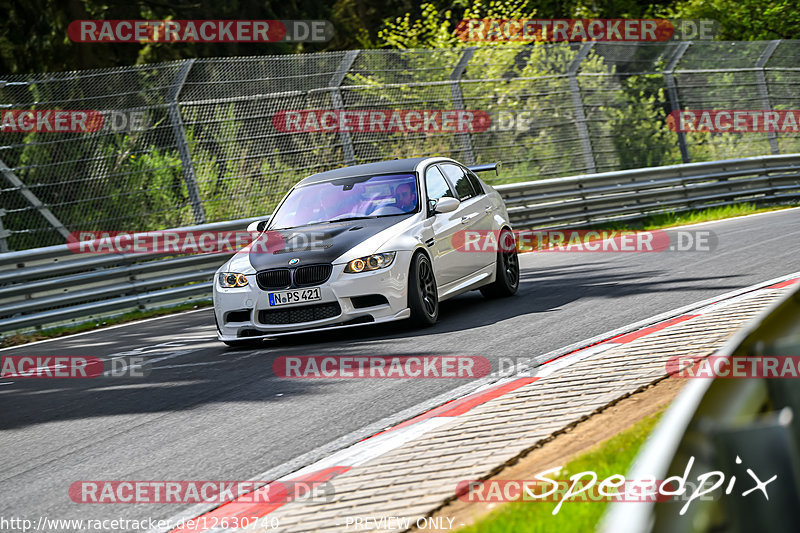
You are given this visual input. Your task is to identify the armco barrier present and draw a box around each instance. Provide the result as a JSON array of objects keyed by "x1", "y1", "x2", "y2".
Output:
[
  {"x1": 0, "y1": 217, "x2": 263, "y2": 334},
  {"x1": 496, "y1": 153, "x2": 800, "y2": 228},
  {"x1": 2, "y1": 154, "x2": 799, "y2": 336}
]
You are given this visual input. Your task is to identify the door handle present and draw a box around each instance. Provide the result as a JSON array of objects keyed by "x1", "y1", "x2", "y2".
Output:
[
  {"x1": 461, "y1": 214, "x2": 478, "y2": 224},
  {"x1": 484, "y1": 205, "x2": 493, "y2": 213}
]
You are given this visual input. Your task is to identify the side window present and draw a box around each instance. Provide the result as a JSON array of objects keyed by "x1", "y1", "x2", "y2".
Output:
[
  {"x1": 440, "y1": 163, "x2": 476, "y2": 201},
  {"x1": 465, "y1": 169, "x2": 485, "y2": 196},
  {"x1": 425, "y1": 166, "x2": 455, "y2": 204}
]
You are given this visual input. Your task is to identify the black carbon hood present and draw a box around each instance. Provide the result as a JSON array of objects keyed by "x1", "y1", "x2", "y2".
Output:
[{"x1": 248, "y1": 215, "x2": 408, "y2": 270}]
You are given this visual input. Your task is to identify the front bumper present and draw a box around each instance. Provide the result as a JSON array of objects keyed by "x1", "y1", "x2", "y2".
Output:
[{"x1": 213, "y1": 251, "x2": 412, "y2": 341}]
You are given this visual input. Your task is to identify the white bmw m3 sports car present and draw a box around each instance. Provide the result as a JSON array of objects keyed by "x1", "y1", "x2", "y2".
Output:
[{"x1": 213, "y1": 157, "x2": 519, "y2": 346}]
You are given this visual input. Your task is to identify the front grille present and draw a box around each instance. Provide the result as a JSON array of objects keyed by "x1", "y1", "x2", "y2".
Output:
[
  {"x1": 256, "y1": 269, "x2": 291, "y2": 290},
  {"x1": 258, "y1": 302, "x2": 341, "y2": 325},
  {"x1": 294, "y1": 264, "x2": 333, "y2": 286}
]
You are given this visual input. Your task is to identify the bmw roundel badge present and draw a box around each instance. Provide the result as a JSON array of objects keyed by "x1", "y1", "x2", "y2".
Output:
[{"x1": 289, "y1": 258, "x2": 300, "y2": 265}]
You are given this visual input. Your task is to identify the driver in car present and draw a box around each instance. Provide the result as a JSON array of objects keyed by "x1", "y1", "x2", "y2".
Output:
[{"x1": 394, "y1": 182, "x2": 417, "y2": 212}]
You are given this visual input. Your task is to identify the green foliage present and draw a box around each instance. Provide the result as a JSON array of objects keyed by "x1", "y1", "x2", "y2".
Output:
[
  {"x1": 664, "y1": 0, "x2": 800, "y2": 40},
  {"x1": 378, "y1": 0, "x2": 535, "y2": 50}
]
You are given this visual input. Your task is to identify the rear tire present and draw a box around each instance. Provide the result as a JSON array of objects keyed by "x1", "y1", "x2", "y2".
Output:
[
  {"x1": 408, "y1": 252, "x2": 439, "y2": 326},
  {"x1": 481, "y1": 229, "x2": 519, "y2": 298}
]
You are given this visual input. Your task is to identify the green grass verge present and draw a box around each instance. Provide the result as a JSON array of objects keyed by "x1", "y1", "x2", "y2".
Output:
[
  {"x1": 456, "y1": 409, "x2": 664, "y2": 533},
  {"x1": 0, "y1": 300, "x2": 212, "y2": 348},
  {"x1": 605, "y1": 202, "x2": 795, "y2": 231}
]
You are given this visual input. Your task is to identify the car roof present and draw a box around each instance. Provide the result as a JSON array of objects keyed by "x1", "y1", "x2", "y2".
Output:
[{"x1": 297, "y1": 157, "x2": 450, "y2": 186}]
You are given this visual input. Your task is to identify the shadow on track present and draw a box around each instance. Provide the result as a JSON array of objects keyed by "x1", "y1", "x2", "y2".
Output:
[{"x1": 0, "y1": 261, "x2": 744, "y2": 430}]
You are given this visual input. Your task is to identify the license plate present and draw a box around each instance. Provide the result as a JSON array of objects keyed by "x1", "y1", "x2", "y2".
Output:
[{"x1": 268, "y1": 287, "x2": 322, "y2": 306}]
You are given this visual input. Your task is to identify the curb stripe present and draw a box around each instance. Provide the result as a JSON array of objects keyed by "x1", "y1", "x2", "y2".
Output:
[
  {"x1": 378, "y1": 377, "x2": 539, "y2": 435},
  {"x1": 610, "y1": 315, "x2": 698, "y2": 344},
  {"x1": 767, "y1": 277, "x2": 799, "y2": 289}
]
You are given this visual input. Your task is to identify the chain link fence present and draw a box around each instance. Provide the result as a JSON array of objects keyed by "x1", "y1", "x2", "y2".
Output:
[{"x1": 1, "y1": 40, "x2": 799, "y2": 252}]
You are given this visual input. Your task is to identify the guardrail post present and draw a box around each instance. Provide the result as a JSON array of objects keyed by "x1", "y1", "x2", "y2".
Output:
[
  {"x1": 329, "y1": 50, "x2": 360, "y2": 166},
  {"x1": 664, "y1": 42, "x2": 691, "y2": 164},
  {"x1": 0, "y1": 209, "x2": 9, "y2": 252},
  {"x1": 568, "y1": 43, "x2": 596, "y2": 175},
  {"x1": 450, "y1": 47, "x2": 477, "y2": 166},
  {"x1": 168, "y1": 59, "x2": 206, "y2": 225},
  {"x1": 0, "y1": 159, "x2": 70, "y2": 241},
  {"x1": 756, "y1": 40, "x2": 781, "y2": 155}
]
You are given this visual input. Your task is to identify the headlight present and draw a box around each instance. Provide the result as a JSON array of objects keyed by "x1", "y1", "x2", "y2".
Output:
[
  {"x1": 344, "y1": 252, "x2": 396, "y2": 273},
  {"x1": 218, "y1": 272, "x2": 249, "y2": 288}
]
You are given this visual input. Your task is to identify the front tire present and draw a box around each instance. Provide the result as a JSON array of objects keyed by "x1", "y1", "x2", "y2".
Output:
[
  {"x1": 481, "y1": 229, "x2": 519, "y2": 298},
  {"x1": 408, "y1": 252, "x2": 439, "y2": 326}
]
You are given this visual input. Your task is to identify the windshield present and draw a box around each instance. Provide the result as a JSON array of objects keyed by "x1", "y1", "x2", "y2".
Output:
[{"x1": 269, "y1": 173, "x2": 418, "y2": 229}]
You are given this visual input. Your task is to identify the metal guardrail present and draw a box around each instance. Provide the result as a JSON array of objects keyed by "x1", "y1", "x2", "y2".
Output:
[
  {"x1": 0, "y1": 216, "x2": 264, "y2": 334},
  {"x1": 496, "y1": 153, "x2": 800, "y2": 228},
  {"x1": 1, "y1": 154, "x2": 799, "y2": 336}
]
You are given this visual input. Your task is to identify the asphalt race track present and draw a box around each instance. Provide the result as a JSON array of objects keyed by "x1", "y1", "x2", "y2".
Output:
[{"x1": 2, "y1": 208, "x2": 799, "y2": 529}]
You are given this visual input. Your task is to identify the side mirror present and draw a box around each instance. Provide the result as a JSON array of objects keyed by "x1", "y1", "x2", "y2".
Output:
[
  {"x1": 246, "y1": 220, "x2": 269, "y2": 233},
  {"x1": 433, "y1": 197, "x2": 460, "y2": 214}
]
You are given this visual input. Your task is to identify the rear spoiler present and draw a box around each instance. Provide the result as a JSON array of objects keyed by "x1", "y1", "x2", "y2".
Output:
[{"x1": 468, "y1": 162, "x2": 501, "y2": 176}]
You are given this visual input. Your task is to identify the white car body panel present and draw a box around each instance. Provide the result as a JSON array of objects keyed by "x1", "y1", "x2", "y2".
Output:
[{"x1": 212, "y1": 157, "x2": 512, "y2": 342}]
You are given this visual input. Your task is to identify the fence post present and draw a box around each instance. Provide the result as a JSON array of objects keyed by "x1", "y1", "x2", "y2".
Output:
[
  {"x1": 168, "y1": 59, "x2": 206, "y2": 225},
  {"x1": 451, "y1": 47, "x2": 477, "y2": 166},
  {"x1": 568, "y1": 43, "x2": 596, "y2": 174},
  {"x1": 0, "y1": 209, "x2": 8, "y2": 252},
  {"x1": 756, "y1": 40, "x2": 781, "y2": 155},
  {"x1": 0, "y1": 159, "x2": 70, "y2": 242},
  {"x1": 329, "y1": 51, "x2": 360, "y2": 166},
  {"x1": 664, "y1": 42, "x2": 691, "y2": 164}
]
